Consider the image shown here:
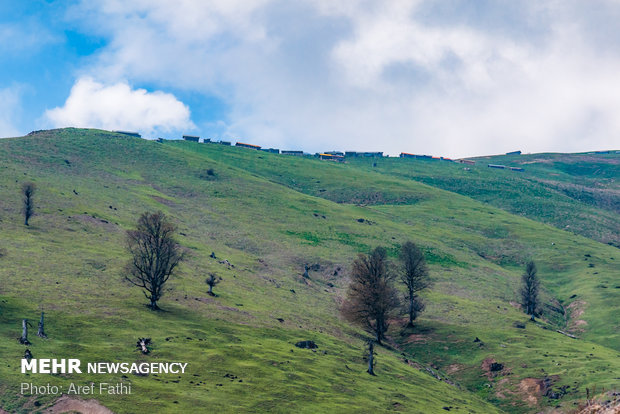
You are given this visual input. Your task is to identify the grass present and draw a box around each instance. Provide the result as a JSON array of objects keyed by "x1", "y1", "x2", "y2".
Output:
[
  {"x1": 0, "y1": 128, "x2": 617, "y2": 413},
  {"x1": 345, "y1": 153, "x2": 620, "y2": 247}
]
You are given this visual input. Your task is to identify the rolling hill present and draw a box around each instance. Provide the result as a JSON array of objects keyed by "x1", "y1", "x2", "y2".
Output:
[
  {"x1": 0, "y1": 128, "x2": 618, "y2": 413},
  {"x1": 346, "y1": 152, "x2": 620, "y2": 248}
]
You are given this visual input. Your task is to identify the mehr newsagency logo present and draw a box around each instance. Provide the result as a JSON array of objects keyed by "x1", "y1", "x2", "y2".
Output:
[{"x1": 19, "y1": 358, "x2": 188, "y2": 396}]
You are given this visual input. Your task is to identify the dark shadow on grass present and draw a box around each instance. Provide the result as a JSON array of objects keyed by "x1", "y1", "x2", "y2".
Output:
[
  {"x1": 399, "y1": 323, "x2": 435, "y2": 336},
  {"x1": 144, "y1": 303, "x2": 170, "y2": 313}
]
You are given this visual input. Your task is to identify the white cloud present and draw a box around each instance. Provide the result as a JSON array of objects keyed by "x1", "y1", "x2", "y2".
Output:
[
  {"x1": 45, "y1": 77, "x2": 194, "y2": 136},
  {"x1": 0, "y1": 86, "x2": 22, "y2": 138},
  {"x1": 66, "y1": 0, "x2": 620, "y2": 156}
]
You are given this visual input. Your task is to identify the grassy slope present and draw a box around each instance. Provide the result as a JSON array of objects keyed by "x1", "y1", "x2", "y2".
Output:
[
  {"x1": 344, "y1": 153, "x2": 620, "y2": 248},
  {"x1": 167, "y1": 139, "x2": 620, "y2": 410},
  {"x1": 0, "y1": 129, "x2": 501, "y2": 414},
  {"x1": 0, "y1": 129, "x2": 617, "y2": 413}
]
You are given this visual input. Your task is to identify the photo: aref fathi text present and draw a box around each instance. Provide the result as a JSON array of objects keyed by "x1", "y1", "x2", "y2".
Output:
[{"x1": 21, "y1": 382, "x2": 132, "y2": 395}]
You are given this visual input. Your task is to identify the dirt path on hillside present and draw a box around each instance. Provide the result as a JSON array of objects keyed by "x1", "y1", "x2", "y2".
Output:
[{"x1": 44, "y1": 395, "x2": 114, "y2": 414}]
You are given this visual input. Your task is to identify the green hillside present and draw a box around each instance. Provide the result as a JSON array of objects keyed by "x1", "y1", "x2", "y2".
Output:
[
  {"x1": 0, "y1": 129, "x2": 618, "y2": 413},
  {"x1": 344, "y1": 152, "x2": 619, "y2": 248}
]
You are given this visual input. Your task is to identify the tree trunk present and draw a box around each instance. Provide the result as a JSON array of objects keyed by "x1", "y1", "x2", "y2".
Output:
[
  {"x1": 150, "y1": 298, "x2": 159, "y2": 310},
  {"x1": 408, "y1": 292, "x2": 415, "y2": 327},
  {"x1": 208, "y1": 284, "x2": 213, "y2": 295},
  {"x1": 37, "y1": 312, "x2": 47, "y2": 338},
  {"x1": 19, "y1": 319, "x2": 30, "y2": 345},
  {"x1": 138, "y1": 338, "x2": 150, "y2": 354},
  {"x1": 367, "y1": 341, "x2": 375, "y2": 375},
  {"x1": 530, "y1": 313, "x2": 535, "y2": 321}
]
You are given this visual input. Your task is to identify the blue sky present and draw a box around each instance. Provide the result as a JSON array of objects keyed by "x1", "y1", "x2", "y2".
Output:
[{"x1": 1, "y1": 0, "x2": 619, "y2": 158}]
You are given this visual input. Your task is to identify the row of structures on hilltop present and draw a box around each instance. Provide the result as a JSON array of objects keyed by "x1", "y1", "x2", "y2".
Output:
[
  {"x1": 114, "y1": 130, "x2": 526, "y2": 171},
  {"x1": 176, "y1": 135, "x2": 391, "y2": 159}
]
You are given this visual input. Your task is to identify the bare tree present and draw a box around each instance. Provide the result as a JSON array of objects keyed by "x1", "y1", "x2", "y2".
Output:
[
  {"x1": 366, "y1": 339, "x2": 376, "y2": 375},
  {"x1": 19, "y1": 319, "x2": 31, "y2": 345},
  {"x1": 341, "y1": 247, "x2": 399, "y2": 345},
  {"x1": 125, "y1": 211, "x2": 185, "y2": 310},
  {"x1": 206, "y1": 273, "x2": 220, "y2": 296},
  {"x1": 22, "y1": 182, "x2": 35, "y2": 226},
  {"x1": 399, "y1": 241, "x2": 431, "y2": 327},
  {"x1": 37, "y1": 312, "x2": 47, "y2": 338},
  {"x1": 520, "y1": 261, "x2": 540, "y2": 321}
]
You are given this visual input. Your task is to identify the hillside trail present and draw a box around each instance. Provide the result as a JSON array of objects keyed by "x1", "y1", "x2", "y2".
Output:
[{"x1": 43, "y1": 395, "x2": 114, "y2": 414}]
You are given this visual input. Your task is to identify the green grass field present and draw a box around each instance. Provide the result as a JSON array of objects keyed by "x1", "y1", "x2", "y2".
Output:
[
  {"x1": 0, "y1": 129, "x2": 618, "y2": 413},
  {"x1": 346, "y1": 152, "x2": 619, "y2": 248}
]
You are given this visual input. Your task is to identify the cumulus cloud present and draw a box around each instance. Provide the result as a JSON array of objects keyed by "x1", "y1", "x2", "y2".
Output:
[
  {"x1": 66, "y1": 0, "x2": 620, "y2": 156},
  {"x1": 45, "y1": 77, "x2": 194, "y2": 136}
]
